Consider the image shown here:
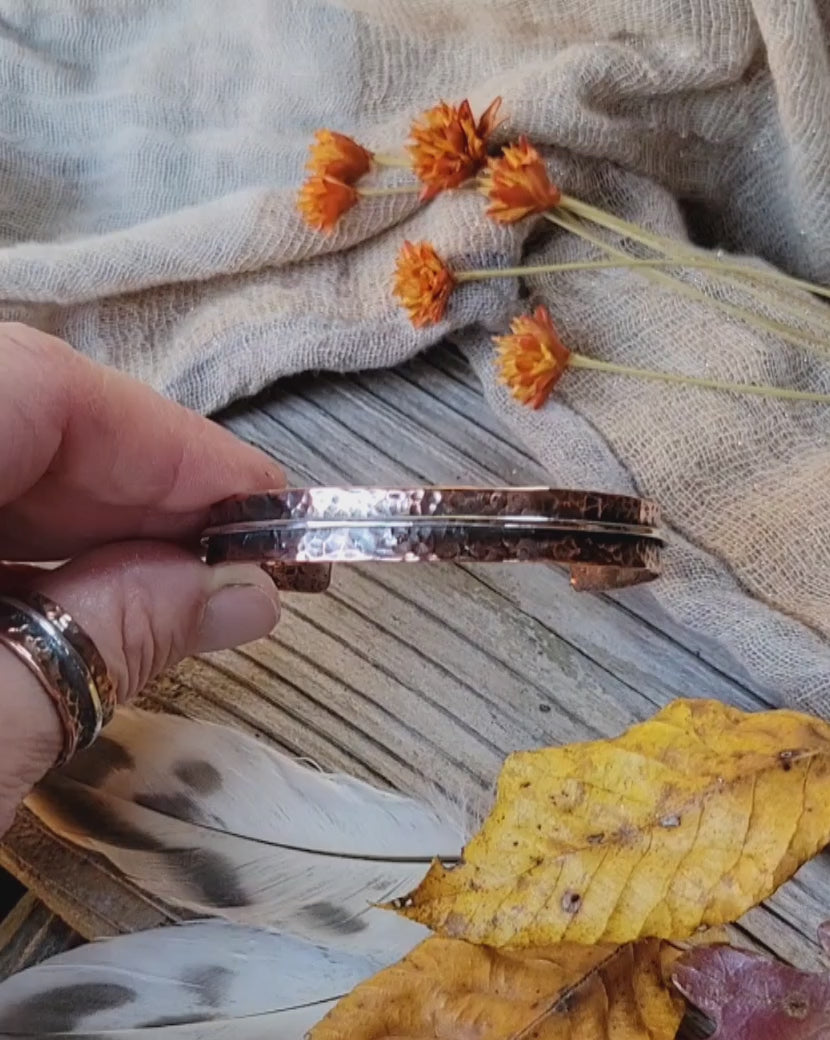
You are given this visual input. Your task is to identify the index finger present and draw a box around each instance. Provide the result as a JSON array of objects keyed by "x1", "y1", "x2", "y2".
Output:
[{"x1": 0, "y1": 324, "x2": 285, "y2": 559}]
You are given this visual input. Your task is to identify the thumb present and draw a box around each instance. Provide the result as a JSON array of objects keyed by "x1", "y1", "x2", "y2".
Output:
[{"x1": 0, "y1": 542, "x2": 279, "y2": 823}]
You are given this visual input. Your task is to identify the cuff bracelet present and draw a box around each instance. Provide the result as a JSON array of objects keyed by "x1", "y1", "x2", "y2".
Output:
[{"x1": 201, "y1": 486, "x2": 664, "y2": 594}]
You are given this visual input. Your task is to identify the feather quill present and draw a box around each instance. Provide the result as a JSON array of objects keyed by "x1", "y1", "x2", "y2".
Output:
[
  {"x1": 24, "y1": 708, "x2": 468, "y2": 959},
  {"x1": 0, "y1": 919, "x2": 370, "y2": 1038}
]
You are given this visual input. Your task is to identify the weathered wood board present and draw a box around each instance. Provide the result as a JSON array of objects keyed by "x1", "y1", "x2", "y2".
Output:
[{"x1": 1, "y1": 349, "x2": 827, "y2": 1002}]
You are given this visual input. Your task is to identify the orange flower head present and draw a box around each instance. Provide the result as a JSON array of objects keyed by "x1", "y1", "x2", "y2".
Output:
[
  {"x1": 407, "y1": 96, "x2": 503, "y2": 201},
  {"x1": 493, "y1": 305, "x2": 571, "y2": 408},
  {"x1": 305, "y1": 129, "x2": 374, "y2": 182},
  {"x1": 297, "y1": 174, "x2": 359, "y2": 233},
  {"x1": 393, "y1": 241, "x2": 456, "y2": 327},
  {"x1": 480, "y1": 136, "x2": 562, "y2": 223}
]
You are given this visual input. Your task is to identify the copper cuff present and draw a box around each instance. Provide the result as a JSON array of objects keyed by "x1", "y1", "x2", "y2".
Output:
[{"x1": 201, "y1": 486, "x2": 664, "y2": 593}]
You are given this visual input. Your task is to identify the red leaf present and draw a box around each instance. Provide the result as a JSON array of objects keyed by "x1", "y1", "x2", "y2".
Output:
[{"x1": 673, "y1": 941, "x2": 830, "y2": 1039}]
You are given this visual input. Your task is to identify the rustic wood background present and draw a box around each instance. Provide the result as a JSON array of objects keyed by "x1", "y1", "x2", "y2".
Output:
[{"x1": 1, "y1": 347, "x2": 828, "y2": 1012}]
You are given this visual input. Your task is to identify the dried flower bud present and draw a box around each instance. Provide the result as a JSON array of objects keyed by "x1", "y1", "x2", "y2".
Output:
[
  {"x1": 407, "y1": 97, "x2": 502, "y2": 201},
  {"x1": 393, "y1": 240, "x2": 456, "y2": 327},
  {"x1": 493, "y1": 305, "x2": 571, "y2": 408},
  {"x1": 480, "y1": 136, "x2": 561, "y2": 223},
  {"x1": 306, "y1": 130, "x2": 374, "y2": 182},
  {"x1": 297, "y1": 174, "x2": 359, "y2": 233}
]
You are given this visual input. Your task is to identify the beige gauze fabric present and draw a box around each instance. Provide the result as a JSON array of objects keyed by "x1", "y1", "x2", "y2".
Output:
[{"x1": 0, "y1": 0, "x2": 828, "y2": 712}]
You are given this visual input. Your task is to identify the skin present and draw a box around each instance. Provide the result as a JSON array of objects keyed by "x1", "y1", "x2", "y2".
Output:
[{"x1": 0, "y1": 323, "x2": 286, "y2": 835}]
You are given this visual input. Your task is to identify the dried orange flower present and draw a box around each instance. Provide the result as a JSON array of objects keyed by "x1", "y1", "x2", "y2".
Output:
[
  {"x1": 305, "y1": 129, "x2": 374, "y2": 182},
  {"x1": 480, "y1": 136, "x2": 562, "y2": 223},
  {"x1": 297, "y1": 174, "x2": 359, "y2": 233},
  {"x1": 407, "y1": 97, "x2": 503, "y2": 201},
  {"x1": 393, "y1": 241, "x2": 456, "y2": 327},
  {"x1": 493, "y1": 305, "x2": 572, "y2": 408}
]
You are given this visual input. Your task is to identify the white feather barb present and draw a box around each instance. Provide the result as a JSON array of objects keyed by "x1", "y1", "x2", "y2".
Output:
[
  {"x1": 0, "y1": 920, "x2": 360, "y2": 1038},
  {"x1": 24, "y1": 708, "x2": 469, "y2": 959}
]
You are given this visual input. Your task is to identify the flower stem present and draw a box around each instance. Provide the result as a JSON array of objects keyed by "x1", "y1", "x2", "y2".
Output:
[
  {"x1": 568, "y1": 353, "x2": 830, "y2": 403},
  {"x1": 545, "y1": 210, "x2": 830, "y2": 356},
  {"x1": 358, "y1": 185, "x2": 422, "y2": 197},
  {"x1": 454, "y1": 257, "x2": 777, "y2": 281},
  {"x1": 559, "y1": 194, "x2": 830, "y2": 303},
  {"x1": 373, "y1": 152, "x2": 413, "y2": 168}
]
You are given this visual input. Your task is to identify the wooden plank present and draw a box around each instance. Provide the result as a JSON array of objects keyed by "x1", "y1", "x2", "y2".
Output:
[
  {"x1": 224, "y1": 355, "x2": 769, "y2": 714},
  {"x1": 0, "y1": 354, "x2": 827, "y2": 992},
  {"x1": 0, "y1": 894, "x2": 78, "y2": 976},
  {"x1": 408, "y1": 350, "x2": 768, "y2": 691}
]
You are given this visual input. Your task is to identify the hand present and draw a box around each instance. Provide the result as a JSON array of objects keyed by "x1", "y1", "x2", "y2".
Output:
[{"x1": 0, "y1": 324, "x2": 285, "y2": 833}]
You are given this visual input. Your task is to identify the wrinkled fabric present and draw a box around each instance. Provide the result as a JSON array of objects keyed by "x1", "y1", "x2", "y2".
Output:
[{"x1": 1, "y1": 0, "x2": 828, "y2": 711}]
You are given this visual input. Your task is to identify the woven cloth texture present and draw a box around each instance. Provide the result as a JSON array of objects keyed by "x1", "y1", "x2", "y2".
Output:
[{"x1": 1, "y1": 0, "x2": 828, "y2": 711}]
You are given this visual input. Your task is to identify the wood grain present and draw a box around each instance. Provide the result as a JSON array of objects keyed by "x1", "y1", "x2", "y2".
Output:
[
  {"x1": 1, "y1": 348, "x2": 828, "y2": 993},
  {"x1": 0, "y1": 894, "x2": 78, "y2": 976}
]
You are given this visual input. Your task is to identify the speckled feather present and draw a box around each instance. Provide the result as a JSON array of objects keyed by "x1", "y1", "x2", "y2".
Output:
[
  {"x1": 0, "y1": 920, "x2": 364, "y2": 1037},
  {"x1": 24, "y1": 708, "x2": 468, "y2": 960}
]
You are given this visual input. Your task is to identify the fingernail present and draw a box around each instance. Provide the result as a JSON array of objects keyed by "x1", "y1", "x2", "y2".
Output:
[{"x1": 196, "y1": 565, "x2": 280, "y2": 653}]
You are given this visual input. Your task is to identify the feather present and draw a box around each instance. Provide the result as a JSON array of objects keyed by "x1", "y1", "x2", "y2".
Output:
[
  {"x1": 24, "y1": 708, "x2": 468, "y2": 959},
  {"x1": 0, "y1": 919, "x2": 366, "y2": 1037}
]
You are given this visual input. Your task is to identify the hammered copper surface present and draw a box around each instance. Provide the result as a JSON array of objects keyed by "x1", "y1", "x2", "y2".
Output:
[
  {"x1": 0, "y1": 596, "x2": 103, "y2": 764},
  {"x1": 203, "y1": 486, "x2": 663, "y2": 592},
  {"x1": 29, "y1": 590, "x2": 116, "y2": 726},
  {"x1": 207, "y1": 486, "x2": 660, "y2": 527},
  {"x1": 259, "y1": 561, "x2": 333, "y2": 593},
  {"x1": 206, "y1": 528, "x2": 661, "y2": 589}
]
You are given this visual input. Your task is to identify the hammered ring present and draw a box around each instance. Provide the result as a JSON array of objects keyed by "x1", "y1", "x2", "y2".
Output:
[{"x1": 0, "y1": 590, "x2": 116, "y2": 766}]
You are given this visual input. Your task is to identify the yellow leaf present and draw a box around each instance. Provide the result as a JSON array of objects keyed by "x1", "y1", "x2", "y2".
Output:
[
  {"x1": 392, "y1": 699, "x2": 830, "y2": 946},
  {"x1": 309, "y1": 936, "x2": 684, "y2": 1040}
]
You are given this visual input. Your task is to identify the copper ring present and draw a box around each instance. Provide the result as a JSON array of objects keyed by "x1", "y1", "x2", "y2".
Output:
[
  {"x1": 202, "y1": 486, "x2": 664, "y2": 593},
  {"x1": 0, "y1": 592, "x2": 115, "y2": 765}
]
